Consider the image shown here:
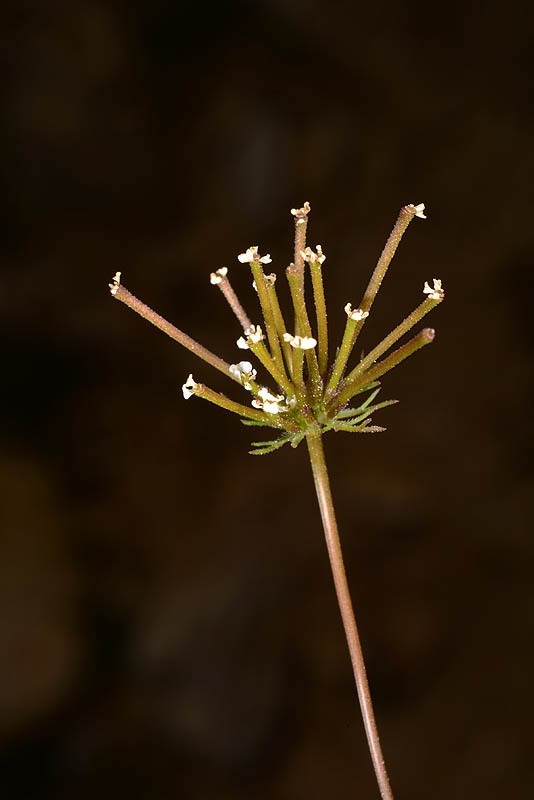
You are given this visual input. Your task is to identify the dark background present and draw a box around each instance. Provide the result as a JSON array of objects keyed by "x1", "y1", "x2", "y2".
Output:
[{"x1": 2, "y1": 1, "x2": 533, "y2": 798}]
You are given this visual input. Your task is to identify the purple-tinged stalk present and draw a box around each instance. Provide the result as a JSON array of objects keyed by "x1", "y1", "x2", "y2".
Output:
[{"x1": 109, "y1": 201, "x2": 444, "y2": 800}]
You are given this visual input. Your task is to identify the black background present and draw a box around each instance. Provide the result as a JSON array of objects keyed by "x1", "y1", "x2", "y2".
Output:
[{"x1": 2, "y1": 1, "x2": 533, "y2": 798}]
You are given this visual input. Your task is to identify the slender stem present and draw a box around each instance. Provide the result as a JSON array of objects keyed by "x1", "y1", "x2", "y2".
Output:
[
  {"x1": 248, "y1": 339, "x2": 295, "y2": 399},
  {"x1": 326, "y1": 313, "x2": 358, "y2": 394},
  {"x1": 305, "y1": 433, "x2": 395, "y2": 800},
  {"x1": 286, "y1": 264, "x2": 323, "y2": 401},
  {"x1": 266, "y1": 277, "x2": 294, "y2": 377},
  {"x1": 309, "y1": 260, "x2": 329, "y2": 378},
  {"x1": 289, "y1": 346, "x2": 306, "y2": 405},
  {"x1": 349, "y1": 204, "x2": 421, "y2": 353},
  {"x1": 345, "y1": 295, "x2": 443, "y2": 385},
  {"x1": 292, "y1": 202, "x2": 311, "y2": 283},
  {"x1": 250, "y1": 262, "x2": 286, "y2": 376},
  {"x1": 214, "y1": 273, "x2": 252, "y2": 331},
  {"x1": 111, "y1": 282, "x2": 239, "y2": 382},
  {"x1": 291, "y1": 202, "x2": 311, "y2": 333},
  {"x1": 333, "y1": 327, "x2": 435, "y2": 411},
  {"x1": 195, "y1": 384, "x2": 279, "y2": 424}
]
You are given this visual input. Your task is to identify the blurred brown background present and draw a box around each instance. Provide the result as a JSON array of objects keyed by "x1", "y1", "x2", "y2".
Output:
[{"x1": 2, "y1": 1, "x2": 533, "y2": 798}]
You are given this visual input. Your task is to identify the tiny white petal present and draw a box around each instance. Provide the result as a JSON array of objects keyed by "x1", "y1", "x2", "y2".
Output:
[
  {"x1": 109, "y1": 271, "x2": 122, "y2": 295},
  {"x1": 284, "y1": 333, "x2": 317, "y2": 349},
  {"x1": 251, "y1": 399, "x2": 262, "y2": 409},
  {"x1": 259, "y1": 254, "x2": 272, "y2": 264},
  {"x1": 210, "y1": 267, "x2": 228, "y2": 285},
  {"x1": 263, "y1": 401, "x2": 280, "y2": 414},
  {"x1": 414, "y1": 203, "x2": 426, "y2": 219},
  {"x1": 291, "y1": 202, "x2": 311, "y2": 219},
  {"x1": 258, "y1": 387, "x2": 284, "y2": 403},
  {"x1": 344, "y1": 303, "x2": 369, "y2": 321},
  {"x1": 237, "y1": 337, "x2": 249, "y2": 350},
  {"x1": 423, "y1": 278, "x2": 444, "y2": 300},
  {"x1": 182, "y1": 373, "x2": 199, "y2": 400},
  {"x1": 238, "y1": 360, "x2": 253, "y2": 374},
  {"x1": 301, "y1": 245, "x2": 325, "y2": 265}
]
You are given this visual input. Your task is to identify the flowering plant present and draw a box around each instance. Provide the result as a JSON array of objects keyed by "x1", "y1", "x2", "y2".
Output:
[{"x1": 110, "y1": 201, "x2": 443, "y2": 799}]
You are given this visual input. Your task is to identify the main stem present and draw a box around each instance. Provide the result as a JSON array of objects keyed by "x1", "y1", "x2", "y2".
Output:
[{"x1": 305, "y1": 433, "x2": 394, "y2": 800}]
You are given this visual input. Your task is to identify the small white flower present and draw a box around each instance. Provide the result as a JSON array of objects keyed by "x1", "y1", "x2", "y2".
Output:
[
  {"x1": 344, "y1": 303, "x2": 369, "y2": 321},
  {"x1": 109, "y1": 271, "x2": 122, "y2": 295},
  {"x1": 423, "y1": 278, "x2": 444, "y2": 300},
  {"x1": 282, "y1": 333, "x2": 317, "y2": 350},
  {"x1": 291, "y1": 202, "x2": 311, "y2": 223},
  {"x1": 229, "y1": 361, "x2": 257, "y2": 388},
  {"x1": 409, "y1": 202, "x2": 427, "y2": 219},
  {"x1": 182, "y1": 374, "x2": 200, "y2": 400},
  {"x1": 237, "y1": 246, "x2": 272, "y2": 265},
  {"x1": 210, "y1": 267, "x2": 228, "y2": 285},
  {"x1": 301, "y1": 245, "x2": 326, "y2": 265},
  {"x1": 252, "y1": 397, "x2": 285, "y2": 415},
  {"x1": 263, "y1": 400, "x2": 281, "y2": 414},
  {"x1": 258, "y1": 387, "x2": 284, "y2": 403},
  {"x1": 245, "y1": 324, "x2": 265, "y2": 344},
  {"x1": 237, "y1": 325, "x2": 264, "y2": 349}
]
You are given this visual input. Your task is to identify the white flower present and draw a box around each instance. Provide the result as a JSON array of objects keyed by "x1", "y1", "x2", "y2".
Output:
[
  {"x1": 210, "y1": 267, "x2": 228, "y2": 285},
  {"x1": 408, "y1": 202, "x2": 427, "y2": 219},
  {"x1": 344, "y1": 303, "x2": 369, "y2": 321},
  {"x1": 291, "y1": 202, "x2": 311, "y2": 223},
  {"x1": 258, "y1": 387, "x2": 284, "y2": 403},
  {"x1": 229, "y1": 361, "x2": 257, "y2": 389},
  {"x1": 245, "y1": 324, "x2": 264, "y2": 344},
  {"x1": 237, "y1": 324, "x2": 264, "y2": 350},
  {"x1": 252, "y1": 395, "x2": 286, "y2": 415},
  {"x1": 263, "y1": 401, "x2": 282, "y2": 414},
  {"x1": 423, "y1": 278, "x2": 444, "y2": 300},
  {"x1": 301, "y1": 245, "x2": 326, "y2": 265},
  {"x1": 237, "y1": 246, "x2": 272, "y2": 265},
  {"x1": 109, "y1": 271, "x2": 122, "y2": 295},
  {"x1": 182, "y1": 374, "x2": 200, "y2": 400},
  {"x1": 282, "y1": 333, "x2": 317, "y2": 350}
]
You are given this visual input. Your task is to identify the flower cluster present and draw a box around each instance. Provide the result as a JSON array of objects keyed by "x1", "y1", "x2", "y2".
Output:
[{"x1": 110, "y1": 202, "x2": 444, "y2": 454}]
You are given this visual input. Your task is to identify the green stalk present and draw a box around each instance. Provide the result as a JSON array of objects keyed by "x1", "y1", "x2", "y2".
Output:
[
  {"x1": 286, "y1": 264, "x2": 323, "y2": 400},
  {"x1": 196, "y1": 384, "x2": 279, "y2": 424},
  {"x1": 289, "y1": 346, "x2": 306, "y2": 405},
  {"x1": 350, "y1": 204, "x2": 422, "y2": 352},
  {"x1": 250, "y1": 262, "x2": 286, "y2": 376},
  {"x1": 345, "y1": 295, "x2": 442, "y2": 385},
  {"x1": 334, "y1": 328, "x2": 435, "y2": 410},
  {"x1": 266, "y1": 277, "x2": 294, "y2": 377},
  {"x1": 248, "y1": 339, "x2": 295, "y2": 399},
  {"x1": 306, "y1": 433, "x2": 395, "y2": 800},
  {"x1": 309, "y1": 260, "x2": 329, "y2": 378},
  {"x1": 326, "y1": 313, "x2": 359, "y2": 394}
]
